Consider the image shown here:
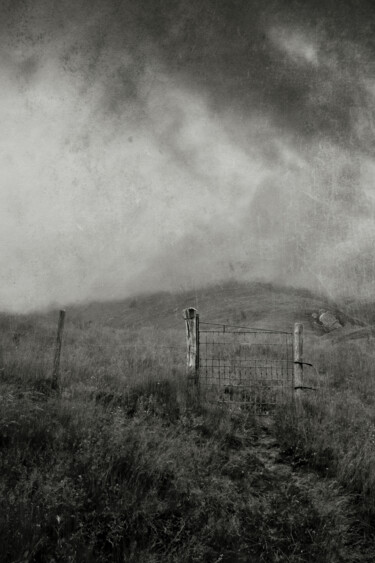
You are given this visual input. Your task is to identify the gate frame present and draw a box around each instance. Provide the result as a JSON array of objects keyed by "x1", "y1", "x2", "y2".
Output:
[{"x1": 183, "y1": 307, "x2": 304, "y2": 405}]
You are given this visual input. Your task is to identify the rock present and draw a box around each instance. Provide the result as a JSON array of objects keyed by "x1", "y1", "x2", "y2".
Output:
[{"x1": 318, "y1": 310, "x2": 342, "y2": 331}]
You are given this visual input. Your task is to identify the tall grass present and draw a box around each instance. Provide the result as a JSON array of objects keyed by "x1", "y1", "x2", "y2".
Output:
[
  {"x1": 0, "y1": 315, "x2": 185, "y2": 395},
  {"x1": 0, "y1": 314, "x2": 374, "y2": 561},
  {"x1": 0, "y1": 384, "x2": 357, "y2": 562},
  {"x1": 274, "y1": 333, "x2": 375, "y2": 530}
]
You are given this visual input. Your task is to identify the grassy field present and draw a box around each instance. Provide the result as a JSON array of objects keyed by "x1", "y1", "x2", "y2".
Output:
[{"x1": 1, "y1": 282, "x2": 375, "y2": 561}]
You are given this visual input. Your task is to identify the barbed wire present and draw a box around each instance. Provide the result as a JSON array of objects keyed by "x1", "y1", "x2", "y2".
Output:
[{"x1": 199, "y1": 320, "x2": 292, "y2": 335}]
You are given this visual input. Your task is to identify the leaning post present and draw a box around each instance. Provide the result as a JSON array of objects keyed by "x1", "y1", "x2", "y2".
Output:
[
  {"x1": 52, "y1": 309, "x2": 66, "y2": 390},
  {"x1": 183, "y1": 307, "x2": 199, "y2": 385},
  {"x1": 293, "y1": 323, "x2": 303, "y2": 401}
]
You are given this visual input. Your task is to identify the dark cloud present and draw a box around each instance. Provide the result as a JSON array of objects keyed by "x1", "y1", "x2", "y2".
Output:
[
  {"x1": 1, "y1": 0, "x2": 375, "y2": 310},
  {"x1": 2, "y1": 0, "x2": 373, "y2": 155},
  {"x1": 2, "y1": 3, "x2": 373, "y2": 124},
  {"x1": 152, "y1": 0, "x2": 374, "y2": 154}
]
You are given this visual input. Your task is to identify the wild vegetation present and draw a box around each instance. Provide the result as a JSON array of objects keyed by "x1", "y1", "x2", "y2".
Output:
[
  {"x1": 276, "y1": 335, "x2": 375, "y2": 532},
  {"x1": 1, "y1": 282, "x2": 375, "y2": 561}
]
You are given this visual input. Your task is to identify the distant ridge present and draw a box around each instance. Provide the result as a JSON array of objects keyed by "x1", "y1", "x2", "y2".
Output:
[{"x1": 65, "y1": 281, "x2": 364, "y2": 336}]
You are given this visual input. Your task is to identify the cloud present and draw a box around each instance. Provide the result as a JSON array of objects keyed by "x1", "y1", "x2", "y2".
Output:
[
  {"x1": 0, "y1": 0, "x2": 374, "y2": 311},
  {"x1": 269, "y1": 27, "x2": 319, "y2": 66}
]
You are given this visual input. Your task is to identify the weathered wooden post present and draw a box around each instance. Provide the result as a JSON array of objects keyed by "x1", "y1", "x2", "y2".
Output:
[
  {"x1": 294, "y1": 323, "x2": 303, "y2": 400},
  {"x1": 52, "y1": 310, "x2": 66, "y2": 390},
  {"x1": 183, "y1": 307, "x2": 199, "y2": 385}
]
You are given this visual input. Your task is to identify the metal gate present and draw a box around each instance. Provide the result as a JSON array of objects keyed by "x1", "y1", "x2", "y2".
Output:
[{"x1": 183, "y1": 308, "x2": 298, "y2": 413}]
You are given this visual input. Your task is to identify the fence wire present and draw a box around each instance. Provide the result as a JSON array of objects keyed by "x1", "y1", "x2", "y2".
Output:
[{"x1": 197, "y1": 322, "x2": 294, "y2": 412}]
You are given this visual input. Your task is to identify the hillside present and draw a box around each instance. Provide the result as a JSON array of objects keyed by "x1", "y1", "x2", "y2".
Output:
[
  {"x1": 66, "y1": 281, "x2": 363, "y2": 336},
  {"x1": 1, "y1": 281, "x2": 375, "y2": 561}
]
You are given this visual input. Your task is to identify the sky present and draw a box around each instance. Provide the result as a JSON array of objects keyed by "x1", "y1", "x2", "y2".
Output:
[{"x1": 0, "y1": 0, "x2": 374, "y2": 312}]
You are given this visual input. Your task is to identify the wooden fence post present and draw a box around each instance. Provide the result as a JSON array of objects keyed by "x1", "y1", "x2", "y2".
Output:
[
  {"x1": 294, "y1": 323, "x2": 303, "y2": 400},
  {"x1": 52, "y1": 310, "x2": 66, "y2": 390},
  {"x1": 183, "y1": 307, "x2": 199, "y2": 384}
]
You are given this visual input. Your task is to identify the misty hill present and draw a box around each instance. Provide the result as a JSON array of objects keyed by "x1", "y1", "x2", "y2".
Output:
[{"x1": 66, "y1": 281, "x2": 364, "y2": 337}]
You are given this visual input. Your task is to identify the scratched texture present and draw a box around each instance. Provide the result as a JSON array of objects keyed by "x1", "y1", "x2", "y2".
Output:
[{"x1": 0, "y1": 0, "x2": 374, "y2": 311}]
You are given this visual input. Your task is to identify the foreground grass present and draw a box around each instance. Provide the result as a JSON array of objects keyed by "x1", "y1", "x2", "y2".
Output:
[
  {"x1": 274, "y1": 335, "x2": 375, "y2": 559},
  {"x1": 1, "y1": 313, "x2": 375, "y2": 561},
  {"x1": 0, "y1": 378, "x2": 360, "y2": 563}
]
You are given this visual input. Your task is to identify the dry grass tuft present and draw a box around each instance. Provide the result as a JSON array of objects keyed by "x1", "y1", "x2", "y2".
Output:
[{"x1": 0, "y1": 313, "x2": 374, "y2": 561}]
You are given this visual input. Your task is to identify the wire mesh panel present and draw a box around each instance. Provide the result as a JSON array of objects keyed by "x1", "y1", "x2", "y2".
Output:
[{"x1": 198, "y1": 323, "x2": 294, "y2": 413}]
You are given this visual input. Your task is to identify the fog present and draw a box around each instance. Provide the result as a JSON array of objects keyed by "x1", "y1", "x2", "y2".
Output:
[{"x1": 1, "y1": 0, "x2": 374, "y2": 312}]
